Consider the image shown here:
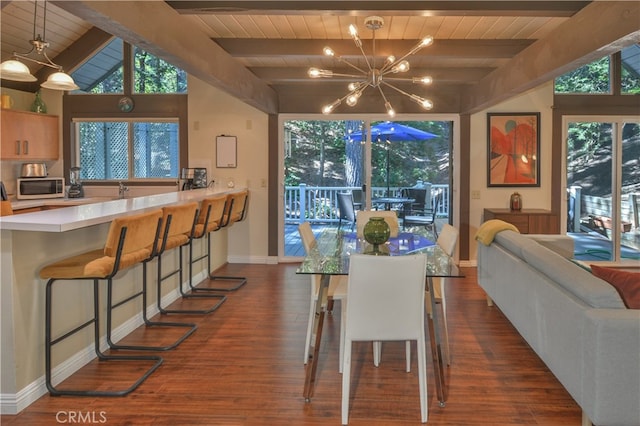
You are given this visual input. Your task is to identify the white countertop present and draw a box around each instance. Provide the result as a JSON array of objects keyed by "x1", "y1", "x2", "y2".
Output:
[{"x1": 0, "y1": 188, "x2": 243, "y2": 232}]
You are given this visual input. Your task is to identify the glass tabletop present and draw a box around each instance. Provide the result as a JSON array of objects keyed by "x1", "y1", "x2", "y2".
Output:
[{"x1": 297, "y1": 228, "x2": 463, "y2": 278}]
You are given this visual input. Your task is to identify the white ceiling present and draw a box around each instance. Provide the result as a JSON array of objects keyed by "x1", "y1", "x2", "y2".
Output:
[{"x1": 1, "y1": 1, "x2": 638, "y2": 114}]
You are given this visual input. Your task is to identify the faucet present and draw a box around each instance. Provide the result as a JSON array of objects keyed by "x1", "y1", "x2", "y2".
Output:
[{"x1": 118, "y1": 182, "x2": 129, "y2": 199}]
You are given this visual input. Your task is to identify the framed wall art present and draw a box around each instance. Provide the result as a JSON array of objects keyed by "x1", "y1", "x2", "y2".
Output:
[{"x1": 487, "y1": 112, "x2": 540, "y2": 187}]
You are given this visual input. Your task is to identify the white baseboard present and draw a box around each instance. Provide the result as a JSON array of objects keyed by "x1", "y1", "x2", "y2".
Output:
[{"x1": 0, "y1": 274, "x2": 201, "y2": 415}]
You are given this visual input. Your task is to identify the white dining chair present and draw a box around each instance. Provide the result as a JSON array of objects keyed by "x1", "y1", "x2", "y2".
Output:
[
  {"x1": 342, "y1": 253, "x2": 428, "y2": 425},
  {"x1": 298, "y1": 222, "x2": 349, "y2": 373},
  {"x1": 403, "y1": 223, "x2": 459, "y2": 366},
  {"x1": 355, "y1": 210, "x2": 400, "y2": 238}
]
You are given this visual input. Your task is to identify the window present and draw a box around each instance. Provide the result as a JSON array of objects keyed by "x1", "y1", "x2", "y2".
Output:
[
  {"x1": 70, "y1": 38, "x2": 124, "y2": 94},
  {"x1": 70, "y1": 38, "x2": 188, "y2": 94},
  {"x1": 554, "y1": 55, "x2": 610, "y2": 94},
  {"x1": 621, "y1": 44, "x2": 640, "y2": 95},
  {"x1": 74, "y1": 120, "x2": 179, "y2": 181},
  {"x1": 134, "y1": 46, "x2": 187, "y2": 94}
]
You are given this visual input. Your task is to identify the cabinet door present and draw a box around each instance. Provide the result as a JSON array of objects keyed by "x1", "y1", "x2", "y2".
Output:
[{"x1": 1, "y1": 109, "x2": 59, "y2": 160}]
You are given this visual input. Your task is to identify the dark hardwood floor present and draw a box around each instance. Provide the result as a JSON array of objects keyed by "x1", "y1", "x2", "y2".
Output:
[{"x1": 1, "y1": 264, "x2": 582, "y2": 425}]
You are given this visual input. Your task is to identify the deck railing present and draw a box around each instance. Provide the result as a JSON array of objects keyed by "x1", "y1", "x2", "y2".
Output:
[{"x1": 284, "y1": 184, "x2": 449, "y2": 224}]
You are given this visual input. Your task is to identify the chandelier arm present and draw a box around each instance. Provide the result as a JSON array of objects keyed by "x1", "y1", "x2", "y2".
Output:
[
  {"x1": 381, "y1": 81, "x2": 412, "y2": 97},
  {"x1": 13, "y1": 52, "x2": 60, "y2": 70},
  {"x1": 335, "y1": 57, "x2": 369, "y2": 75}
]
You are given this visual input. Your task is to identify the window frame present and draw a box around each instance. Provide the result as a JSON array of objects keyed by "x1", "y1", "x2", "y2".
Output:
[{"x1": 71, "y1": 117, "x2": 181, "y2": 182}]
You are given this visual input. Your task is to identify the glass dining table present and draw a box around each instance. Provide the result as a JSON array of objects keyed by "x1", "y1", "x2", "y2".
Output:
[{"x1": 296, "y1": 227, "x2": 464, "y2": 406}]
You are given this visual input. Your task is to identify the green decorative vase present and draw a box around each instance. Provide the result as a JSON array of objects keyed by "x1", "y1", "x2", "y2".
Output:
[
  {"x1": 30, "y1": 90, "x2": 47, "y2": 114},
  {"x1": 363, "y1": 217, "x2": 390, "y2": 254}
]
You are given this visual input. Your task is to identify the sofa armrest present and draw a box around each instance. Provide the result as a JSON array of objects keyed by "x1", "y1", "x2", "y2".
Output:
[{"x1": 582, "y1": 309, "x2": 640, "y2": 426}]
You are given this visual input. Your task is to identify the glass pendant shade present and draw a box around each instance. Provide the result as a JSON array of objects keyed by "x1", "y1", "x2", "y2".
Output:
[
  {"x1": 41, "y1": 71, "x2": 79, "y2": 91},
  {"x1": 0, "y1": 60, "x2": 37, "y2": 82}
]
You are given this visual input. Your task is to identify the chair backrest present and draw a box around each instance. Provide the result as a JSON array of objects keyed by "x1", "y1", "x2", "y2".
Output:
[
  {"x1": 194, "y1": 194, "x2": 228, "y2": 237},
  {"x1": 345, "y1": 254, "x2": 427, "y2": 341},
  {"x1": 437, "y1": 223, "x2": 459, "y2": 257},
  {"x1": 337, "y1": 192, "x2": 356, "y2": 223},
  {"x1": 104, "y1": 209, "x2": 163, "y2": 271},
  {"x1": 158, "y1": 202, "x2": 199, "y2": 252},
  {"x1": 401, "y1": 188, "x2": 426, "y2": 213},
  {"x1": 356, "y1": 210, "x2": 399, "y2": 238},
  {"x1": 298, "y1": 222, "x2": 317, "y2": 253},
  {"x1": 430, "y1": 191, "x2": 443, "y2": 219},
  {"x1": 224, "y1": 190, "x2": 249, "y2": 226}
]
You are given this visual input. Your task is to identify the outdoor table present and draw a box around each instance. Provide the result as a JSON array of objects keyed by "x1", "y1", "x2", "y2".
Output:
[
  {"x1": 372, "y1": 196, "x2": 415, "y2": 211},
  {"x1": 296, "y1": 228, "x2": 464, "y2": 406}
]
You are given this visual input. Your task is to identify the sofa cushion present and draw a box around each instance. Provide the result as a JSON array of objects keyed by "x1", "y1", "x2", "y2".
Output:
[
  {"x1": 521, "y1": 243, "x2": 626, "y2": 309},
  {"x1": 590, "y1": 265, "x2": 640, "y2": 309}
]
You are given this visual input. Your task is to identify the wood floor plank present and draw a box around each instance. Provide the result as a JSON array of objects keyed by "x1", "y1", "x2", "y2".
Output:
[{"x1": 1, "y1": 264, "x2": 582, "y2": 425}]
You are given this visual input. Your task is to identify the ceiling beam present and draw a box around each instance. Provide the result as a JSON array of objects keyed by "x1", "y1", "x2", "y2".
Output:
[
  {"x1": 461, "y1": 0, "x2": 640, "y2": 114},
  {"x1": 167, "y1": 1, "x2": 589, "y2": 17},
  {"x1": 254, "y1": 67, "x2": 493, "y2": 85},
  {"x1": 216, "y1": 39, "x2": 533, "y2": 60},
  {"x1": 52, "y1": 0, "x2": 278, "y2": 114}
]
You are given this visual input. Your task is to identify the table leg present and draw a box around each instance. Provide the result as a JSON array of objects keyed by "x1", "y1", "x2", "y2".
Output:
[
  {"x1": 426, "y1": 276, "x2": 447, "y2": 407},
  {"x1": 303, "y1": 274, "x2": 330, "y2": 402}
]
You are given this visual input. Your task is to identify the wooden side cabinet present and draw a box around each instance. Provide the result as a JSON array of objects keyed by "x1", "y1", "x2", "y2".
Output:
[
  {"x1": 1, "y1": 109, "x2": 59, "y2": 160},
  {"x1": 484, "y1": 208, "x2": 560, "y2": 234}
]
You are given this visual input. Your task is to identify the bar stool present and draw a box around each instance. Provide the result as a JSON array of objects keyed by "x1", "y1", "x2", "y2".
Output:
[
  {"x1": 186, "y1": 194, "x2": 229, "y2": 294},
  {"x1": 39, "y1": 210, "x2": 165, "y2": 396},
  {"x1": 157, "y1": 202, "x2": 227, "y2": 314},
  {"x1": 105, "y1": 213, "x2": 197, "y2": 352},
  {"x1": 207, "y1": 189, "x2": 249, "y2": 291}
]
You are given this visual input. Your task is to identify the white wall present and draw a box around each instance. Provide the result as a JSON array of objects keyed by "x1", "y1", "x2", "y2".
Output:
[
  {"x1": 187, "y1": 77, "x2": 270, "y2": 263},
  {"x1": 468, "y1": 81, "x2": 554, "y2": 261}
]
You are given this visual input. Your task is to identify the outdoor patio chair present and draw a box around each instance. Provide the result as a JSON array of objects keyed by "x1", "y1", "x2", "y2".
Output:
[
  {"x1": 337, "y1": 192, "x2": 357, "y2": 230},
  {"x1": 403, "y1": 191, "x2": 443, "y2": 240}
]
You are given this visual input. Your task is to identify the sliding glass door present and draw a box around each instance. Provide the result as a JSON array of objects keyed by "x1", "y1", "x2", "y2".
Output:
[
  {"x1": 281, "y1": 118, "x2": 453, "y2": 258},
  {"x1": 564, "y1": 117, "x2": 640, "y2": 262}
]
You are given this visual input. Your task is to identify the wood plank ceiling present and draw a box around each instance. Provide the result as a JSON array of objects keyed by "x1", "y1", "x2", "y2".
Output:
[{"x1": 2, "y1": 1, "x2": 639, "y2": 115}]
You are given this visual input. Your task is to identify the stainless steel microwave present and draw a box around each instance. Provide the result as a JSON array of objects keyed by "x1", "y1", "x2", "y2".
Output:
[{"x1": 16, "y1": 177, "x2": 65, "y2": 200}]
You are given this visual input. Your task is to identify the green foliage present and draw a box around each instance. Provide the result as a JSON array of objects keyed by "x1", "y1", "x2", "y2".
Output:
[
  {"x1": 284, "y1": 119, "x2": 451, "y2": 189},
  {"x1": 555, "y1": 56, "x2": 610, "y2": 93},
  {"x1": 134, "y1": 48, "x2": 187, "y2": 94}
]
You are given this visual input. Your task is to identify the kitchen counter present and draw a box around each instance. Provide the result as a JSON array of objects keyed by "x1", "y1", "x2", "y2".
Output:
[
  {"x1": 1, "y1": 187, "x2": 248, "y2": 407},
  {"x1": 0, "y1": 188, "x2": 243, "y2": 232}
]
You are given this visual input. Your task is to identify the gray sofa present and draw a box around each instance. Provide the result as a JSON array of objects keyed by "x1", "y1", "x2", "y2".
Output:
[{"x1": 477, "y1": 230, "x2": 640, "y2": 426}]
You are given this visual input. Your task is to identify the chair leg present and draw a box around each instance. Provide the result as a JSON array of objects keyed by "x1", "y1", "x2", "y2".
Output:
[
  {"x1": 105, "y1": 262, "x2": 197, "y2": 351},
  {"x1": 188, "y1": 232, "x2": 246, "y2": 292},
  {"x1": 341, "y1": 339, "x2": 353, "y2": 425},
  {"x1": 190, "y1": 231, "x2": 247, "y2": 292},
  {"x1": 439, "y1": 280, "x2": 451, "y2": 366},
  {"x1": 339, "y1": 302, "x2": 346, "y2": 374},
  {"x1": 417, "y1": 336, "x2": 428, "y2": 423},
  {"x1": 157, "y1": 243, "x2": 227, "y2": 315},
  {"x1": 45, "y1": 278, "x2": 163, "y2": 397}
]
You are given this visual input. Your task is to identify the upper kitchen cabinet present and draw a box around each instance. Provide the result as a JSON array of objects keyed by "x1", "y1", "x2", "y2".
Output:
[{"x1": 1, "y1": 109, "x2": 59, "y2": 160}]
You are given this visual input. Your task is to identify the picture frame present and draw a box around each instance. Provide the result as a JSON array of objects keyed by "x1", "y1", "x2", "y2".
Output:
[
  {"x1": 487, "y1": 112, "x2": 540, "y2": 187},
  {"x1": 216, "y1": 135, "x2": 237, "y2": 168}
]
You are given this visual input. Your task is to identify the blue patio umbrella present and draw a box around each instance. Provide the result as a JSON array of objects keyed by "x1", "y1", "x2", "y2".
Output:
[{"x1": 345, "y1": 121, "x2": 438, "y2": 194}]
